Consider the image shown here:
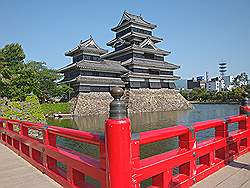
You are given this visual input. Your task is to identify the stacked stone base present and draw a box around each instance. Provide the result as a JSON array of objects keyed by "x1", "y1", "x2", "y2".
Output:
[
  {"x1": 70, "y1": 89, "x2": 192, "y2": 116},
  {"x1": 125, "y1": 89, "x2": 192, "y2": 113}
]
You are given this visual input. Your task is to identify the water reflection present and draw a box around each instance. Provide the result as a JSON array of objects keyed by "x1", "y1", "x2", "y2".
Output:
[
  {"x1": 47, "y1": 104, "x2": 240, "y2": 187},
  {"x1": 47, "y1": 104, "x2": 240, "y2": 133}
]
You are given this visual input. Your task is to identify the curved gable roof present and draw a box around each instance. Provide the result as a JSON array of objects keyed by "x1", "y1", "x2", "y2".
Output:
[
  {"x1": 112, "y1": 11, "x2": 157, "y2": 31},
  {"x1": 65, "y1": 36, "x2": 108, "y2": 56}
]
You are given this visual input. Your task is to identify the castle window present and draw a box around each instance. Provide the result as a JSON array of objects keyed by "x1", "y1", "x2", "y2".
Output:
[
  {"x1": 155, "y1": 56, "x2": 164, "y2": 61},
  {"x1": 116, "y1": 27, "x2": 152, "y2": 38},
  {"x1": 83, "y1": 55, "x2": 101, "y2": 61},
  {"x1": 160, "y1": 71, "x2": 173, "y2": 75},
  {"x1": 144, "y1": 53, "x2": 154, "y2": 59},
  {"x1": 116, "y1": 27, "x2": 132, "y2": 38},
  {"x1": 73, "y1": 54, "x2": 83, "y2": 63},
  {"x1": 131, "y1": 27, "x2": 152, "y2": 35},
  {"x1": 131, "y1": 68, "x2": 148, "y2": 73},
  {"x1": 149, "y1": 69, "x2": 160, "y2": 75}
]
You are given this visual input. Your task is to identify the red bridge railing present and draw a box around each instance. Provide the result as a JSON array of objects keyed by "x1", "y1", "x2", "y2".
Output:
[
  {"x1": 0, "y1": 119, "x2": 106, "y2": 188},
  {"x1": 0, "y1": 87, "x2": 249, "y2": 188},
  {"x1": 130, "y1": 114, "x2": 249, "y2": 188}
]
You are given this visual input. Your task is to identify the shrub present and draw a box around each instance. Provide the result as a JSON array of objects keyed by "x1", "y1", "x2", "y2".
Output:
[
  {"x1": 41, "y1": 102, "x2": 71, "y2": 116},
  {"x1": 0, "y1": 95, "x2": 45, "y2": 122}
]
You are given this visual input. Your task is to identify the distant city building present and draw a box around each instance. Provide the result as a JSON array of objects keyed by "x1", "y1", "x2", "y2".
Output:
[
  {"x1": 224, "y1": 75, "x2": 234, "y2": 90},
  {"x1": 196, "y1": 76, "x2": 204, "y2": 81},
  {"x1": 206, "y1": 76, "x2": 234, "y2": 92},
  {"x1": 59, "y1": 11, "x2": 181, "y2": 95},
  {"x1": 187, "y1": 76, "x2": 206, "y2": 89},
  {"x1": 206, "y1": 77, "x2": 220, "y2": 92}
]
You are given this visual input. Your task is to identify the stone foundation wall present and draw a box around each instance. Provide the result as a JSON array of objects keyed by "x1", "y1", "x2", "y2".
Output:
[
  {"x1": 125, "y1": 89, "x2": 192, "y2": 113},
  {"x1": 70, "y1": 88, "x2": 192, "y2": 116},
  {"x1": 70, "y1": 92, "x2": 113, "y2": 116}
]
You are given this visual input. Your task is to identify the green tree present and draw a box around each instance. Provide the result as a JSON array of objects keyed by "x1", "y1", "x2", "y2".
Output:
[
  {"x1": 1, "y1": 63, "x2": 39, "y2": 100},
  {"x1": 26, "y1": 61, "x2": 72, "y2": 102},
  {"x1": 233, "y1": 72, "x2": 248, "y2": 87},
  {"x1": 180, "y1": 87, "x2": 246, "y2": 103},
  {"x1": 0, "y1": 43, "x2": 25, "y2": 64},
  {"x1": 0, "y1": 43, "x2": 72, "y2": 101},
  {"x1": 227, "y1": 87, "x2": 246, "y2": 102},
  {"x1": 180, "y1": 90, "x2": 189, "y2": 100}
]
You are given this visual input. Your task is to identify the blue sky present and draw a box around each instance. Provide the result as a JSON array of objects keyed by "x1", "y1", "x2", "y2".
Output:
[{"x1": 0, "y1": 0, "x2": 249, "y2": 79}]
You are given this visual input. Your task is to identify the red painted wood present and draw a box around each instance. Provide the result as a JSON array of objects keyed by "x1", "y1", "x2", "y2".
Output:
[
  {"x1": 0, "y1": 104, "x2": 249, "y2": 188},
  {"x1": 140, "y1": 125, "x2": 188, "y2": 145},
  {"x1": 105, "y1": 118, "x2": 132, "y2": 188}
]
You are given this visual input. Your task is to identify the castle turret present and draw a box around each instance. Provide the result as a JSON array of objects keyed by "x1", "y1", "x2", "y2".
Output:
[
  {"x1": 103, "y1": 11, "x2": 180, "y2": 89},
  {"x1": 58, "y1": 37, "x2": 127, "y2": 94}
]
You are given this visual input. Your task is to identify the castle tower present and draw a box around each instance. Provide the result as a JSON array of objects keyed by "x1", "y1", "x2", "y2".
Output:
[
  {"x1": 103, "y1": 11, "x2": 180, "y2": 89},
  {"x1": 58, "y1": 36, "x2": 127, "y2": 94}
]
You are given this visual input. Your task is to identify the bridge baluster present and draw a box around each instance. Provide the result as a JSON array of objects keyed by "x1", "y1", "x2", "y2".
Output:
[
  {"x1": 0, "y1": 89, "x2": 249, "y2": 188},
  {"x1": 44, "y1": 129, "x2": 57, "y2": 173},
  {"x1": 20, "y1": 123, "x2": 28, "y2": 136},
  {"x1": 105, "y1": 86, "x2": 132, "y2": 188}
]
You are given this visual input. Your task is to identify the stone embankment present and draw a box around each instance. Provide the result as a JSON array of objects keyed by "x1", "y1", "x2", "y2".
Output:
[{"x1": 70, "y1": 88, "x2": 192, "y2": 116}]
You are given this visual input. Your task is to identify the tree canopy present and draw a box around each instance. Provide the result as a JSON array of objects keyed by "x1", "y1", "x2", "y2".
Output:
[
  {"x1": 233, "y1": 72, "x2": 248, "y2": 87},
  {"x1": 0, "y1": 43, "x2": 25, "y2": 63},
  {"x1": 180, "y1": 86, "x2": 248, "y2": 103},
  {"x1": 0, "y1": 43, "x2": 72, "y2": 102}
]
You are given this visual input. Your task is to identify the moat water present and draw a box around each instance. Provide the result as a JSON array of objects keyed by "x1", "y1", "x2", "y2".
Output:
[
  {"x1": 47, "y1": 104, "x2": 239, "y2": 134},
  {"x1": 46, "y1": 104, "x2": 240, "y2": 187}
]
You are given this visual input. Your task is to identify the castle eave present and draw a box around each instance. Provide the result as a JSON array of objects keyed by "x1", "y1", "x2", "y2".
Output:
[
  {"x1": 75, "y1": 60, "x2": 128, "y2": 73},
  {"x1": 65, "y1": 47, "x2": 108, "y2": 57},
  {"x1": 111, "y1": 11, "x2": 158, "y2": 32},
  {"x1": 121, "y1": 72, "x2": 180, "y2": 80},
  {"x1": 57, "y1": 63, "x2": 76, "y2": 73},
  {"x1": 77, "y1": 76, "x2": 125, "y2": 86},
  {"x1": 111, "y1": 20, "x2": 156, "y2": 32},
  {"x1": 102, "y1": 45, "x2": 170, "y2": 59},
  {"x1": 122, "y1": 58, "x2": 180, "y2": 70},
  {"x1": 107, "y1": 33, "x2": 163, "y2": 47}
]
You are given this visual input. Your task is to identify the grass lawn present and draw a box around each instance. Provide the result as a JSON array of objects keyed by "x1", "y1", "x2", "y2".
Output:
[{"x1": 41, "y1": 102, "x2": 71, "y2": 115}]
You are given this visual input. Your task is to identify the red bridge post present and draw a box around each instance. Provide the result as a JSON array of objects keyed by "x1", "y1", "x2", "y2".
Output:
[
  {"x1": 105, "y1": 87, "x2": 132, "y2": 188},
  {"x1": 240, "y1": 91, "x2": 250, "y2": 151}
]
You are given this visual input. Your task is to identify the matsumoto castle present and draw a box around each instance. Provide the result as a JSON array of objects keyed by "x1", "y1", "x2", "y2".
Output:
[{"x1": 59, "y1": 11, "x2": 180, "y2": 94}]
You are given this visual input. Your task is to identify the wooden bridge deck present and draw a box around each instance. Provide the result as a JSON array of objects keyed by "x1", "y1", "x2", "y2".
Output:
[
  {"x1": 192, "y1": 152, "x2": 250, "y2": 188},
  {"x1": 0, "y1": 144, "x2": 61, "y2": 188},
  {"x1": 0, "y1": 142, "x2": 249, "y2": 188}
]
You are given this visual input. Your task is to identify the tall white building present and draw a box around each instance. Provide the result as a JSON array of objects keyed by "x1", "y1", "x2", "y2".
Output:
[
  {"x1": 224, "y1": 75, "x2": 234, "y2": 90},
  {"x1": 206, "y1": 76, "x2": 234, "y2": 92},
  {"x1": 206, "y1": 77, "x2": 220, "y2": 92}
]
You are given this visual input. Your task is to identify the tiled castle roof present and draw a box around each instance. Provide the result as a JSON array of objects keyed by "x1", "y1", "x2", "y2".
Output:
[
  {"x1": 112, "y1": 11, "x2": 157, "y2": 31},
  {"x1": 65, "y1": 36, "x2": 108, "y2": 56},
  {"x1": 122, "y1": 58, "x2": 180, "y2": 70},
  {"x1": 58, "y1": 59, "x2": 128, "y2": 73}
]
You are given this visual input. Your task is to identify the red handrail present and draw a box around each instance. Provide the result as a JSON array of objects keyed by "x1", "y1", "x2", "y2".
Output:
[
  {"x1": 140, "y1": 125, "x2": 188, "y2": 145},
  {"x1": 0, "y1": 107, "x2": 249, "y2": 188},
  {"x1": 0, "y1": 117, "x2": 106, "y2": 188},
  {"x1": 47, "y1": 126, "x2": 102, "y2": 145},
  {"x1": 129, "y1": 114, "x2": 249, "y2": 187},
  {"x1": 193, "y1": 119, "x2": 224, "y2": 132}
]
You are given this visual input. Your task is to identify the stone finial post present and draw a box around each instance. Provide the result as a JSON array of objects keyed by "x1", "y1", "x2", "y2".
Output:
[
  {"x1": 109, "y1": 86, "x2": 127, "y2": 119},
  {"x1": 105, "y1": 87, "x2": 132, "y2": 188}
]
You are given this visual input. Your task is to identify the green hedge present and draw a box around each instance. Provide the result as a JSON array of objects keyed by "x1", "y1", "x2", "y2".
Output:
[
  {"x1": 0, "y1": 95, "x2": 45, "y2": 122},
  {"x1": 41, "y1": 102, "x2": 71, "y2": 116}
]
